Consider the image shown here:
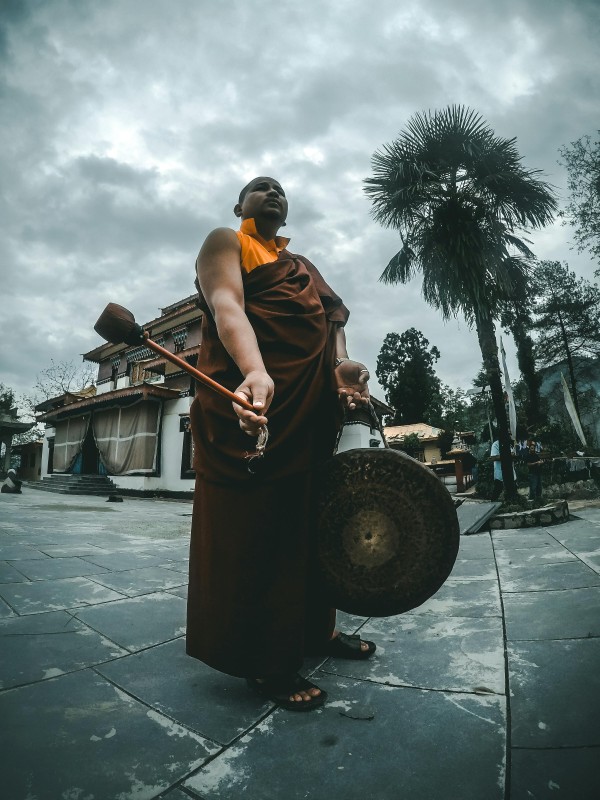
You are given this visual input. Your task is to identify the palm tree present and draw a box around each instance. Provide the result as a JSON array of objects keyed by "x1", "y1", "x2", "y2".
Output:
[{"x1": 365, "y1": 106, "x2": 557, "y2": 499}]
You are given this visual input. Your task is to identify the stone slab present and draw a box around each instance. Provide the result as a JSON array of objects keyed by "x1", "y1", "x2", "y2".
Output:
[
  {"x1": 81, "y1": 551, "x2": 175, "y2": 571},
  {"x1": 510, "y1": 746, "x2": 599, "y2": 799},
  {"x1": 457, "y1": 502, "x2": 501, "y2": 535},
  {"x1": 498, "y1": 560, "x2": 600, "y2": 592},
  {"x1": 550, "y1": 527, "x2": 600, "y2": 550},
  {"x1": 447, "y1": 558, "x2": 497, "y2": 580},
  {"x1": 184, "y1": 675, "x2": 506, "y2": 800},
  {"x1": 7, "y1": 556, "x2": 110, "y2": 581},
  {"x1": 73, "y1": 592, "x2": 187, "y2": 651},
  {"x1": 37, "y1": 544, "x2": 111, "y2": 557},
  {"x1": 0, "y1": 611, "x2": 128, "y2": 689},
  {"x1": 503, "y1": 587, "x2": 600, "y2": 640},
  {"x1": 322, "y1": 613, "x2": 505, "y2": 694},
  {"x1": 508, "y1": 638, "x2": 600, "y2": 747},
  {"x1": 0, "y1": 596, "x2": 15, "y2": 618},
  {"x1": 577, "y1": 551, "x2": 600, "y2": 572},
  {"x1": 456, "y1": 535, "x2": 495, "y2": 560},
  {"x1": 0, "y1": 669, "x2": 220, "y2": 800},
  {"x1": 167, "y1": 584, "x2": 188, "y2": 599},
  {"x1": 89, "y1": 566, "x2": 188, "y2": 597},
  {"x1": 572, "y1": 508, "x2": 600, "y2": 523},
  {"x1": 160, "y1": 559, "x2": 189, "y2": 574},
  {"x1": 410, "y1": 578, "x2": 502, "y2": 618},
  {"x1": 0, "y1": 561, "x2": 29, "y2": 583},
  {"x1": 0, "y1": 576, "x2": 124, "y2": 615},
  {"x1": 492, "y1": 531, "x2": 558, "y2": 550},
  {"x1": 494, "y1": 546, "x2": 577, "y2": 567},
  {"x1": 0, "y1": 544, "x2": 50, "y2": 560},
  {"x1": 97, "y1": 638, "x2": 273, "y2": 745}
]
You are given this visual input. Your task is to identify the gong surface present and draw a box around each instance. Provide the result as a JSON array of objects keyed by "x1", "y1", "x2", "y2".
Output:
[{"x1": 317, "y1": 448, "x2": 460, "y2": 617}]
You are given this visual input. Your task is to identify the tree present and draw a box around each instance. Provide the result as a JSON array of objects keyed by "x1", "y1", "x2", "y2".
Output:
[
  {"x1": 376, "y1": 328, "x2": 442, "y2": 424},
  {"x1": 0, "y1": 384, "x2": 16, "y2": 414},
  {"x1": 532, "y1": 260, "x2": 600, "y2": 420},
  {"x1": 365, "y1": 105, "x2": 557, "y2": 499},
  {"x1": 0, "y1": 383, "x2": 40, "y2": 453},
  {"x1": 558, "y1": 132, "x2": 600, "y2": 267},
  {"x1": 32, "y1": 358, "x2": 96, "y2": 402}
]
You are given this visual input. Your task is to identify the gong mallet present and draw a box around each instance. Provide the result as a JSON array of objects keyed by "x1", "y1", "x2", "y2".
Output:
[{"x1": 93, "y1": 303, "x2": 255, "y2": 413}]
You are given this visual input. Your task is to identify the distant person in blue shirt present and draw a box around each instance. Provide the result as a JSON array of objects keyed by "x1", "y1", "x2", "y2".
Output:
[{"x1": 489, "y1": 431, "x2": 516, "y2": 501}]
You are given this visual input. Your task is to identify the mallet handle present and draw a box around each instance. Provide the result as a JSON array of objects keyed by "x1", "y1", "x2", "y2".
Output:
[{"x1": 142, "y1": 334, "x2": 256, "y2": 413}]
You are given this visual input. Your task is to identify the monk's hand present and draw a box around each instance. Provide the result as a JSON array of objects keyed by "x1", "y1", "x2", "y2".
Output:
[
  {"x1": 234, "y1": 370, "x2": 274, "y2": 436},
  {"x1": 334, "y1": 360, "x2": 370, "y2": 411}
]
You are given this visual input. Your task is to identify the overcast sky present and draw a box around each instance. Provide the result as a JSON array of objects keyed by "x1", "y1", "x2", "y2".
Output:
[{"x1": 1, "y1": 0, "x2": 599, "y2": 407}]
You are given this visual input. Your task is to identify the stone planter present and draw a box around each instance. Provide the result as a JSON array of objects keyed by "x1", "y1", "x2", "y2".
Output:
[{"x1": 489, "y1": 499, "x2": 570, "y2": 530}]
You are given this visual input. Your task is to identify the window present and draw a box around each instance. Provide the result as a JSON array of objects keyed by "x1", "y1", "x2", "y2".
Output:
[
  {"x1": 180, "y1": 416, "x2": 195, "y2": 479},
  {"x1": 172, "y1": 328, "x2": 188, "y2": 353}
]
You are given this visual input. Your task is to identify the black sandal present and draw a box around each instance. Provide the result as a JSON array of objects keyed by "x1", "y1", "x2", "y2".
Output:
[
  {"x1": 325, "y1": 631, "x2": 376, "y2": 660},
  {"x1": 246, "y1": 673, "x2": 327, "y2": 712}
]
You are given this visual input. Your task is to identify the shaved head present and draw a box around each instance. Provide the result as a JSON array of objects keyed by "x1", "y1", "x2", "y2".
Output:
[{"x1": 238, "y1": 176, "x2": 281, "y2": 204}]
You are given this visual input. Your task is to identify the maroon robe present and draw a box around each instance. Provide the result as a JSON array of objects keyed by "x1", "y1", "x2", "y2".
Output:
[{"x1": 186, "y1": 250, "x2": 348, "y2": 678}]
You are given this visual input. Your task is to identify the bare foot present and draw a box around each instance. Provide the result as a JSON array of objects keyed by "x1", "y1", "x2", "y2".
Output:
[
  {"x1": 256, "y1": 677, "x2": 322, "y2": 703},
  {"x1": 331, "y1": 629, "x2": 370, "y2": 652}
]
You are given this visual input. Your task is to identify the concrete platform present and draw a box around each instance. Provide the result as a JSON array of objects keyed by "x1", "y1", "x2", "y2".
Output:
[{"x1": 1, "y1": 491, "x2": 598, "y2": 799}]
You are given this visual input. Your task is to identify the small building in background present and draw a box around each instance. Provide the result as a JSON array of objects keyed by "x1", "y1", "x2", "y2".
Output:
[
  {"x1": 384, "y1": 422, "x2": 476, "y2": 494},
  {"x1": 0, "y1": 408, "x2": 34, "y2": 476},
  {"x1": 384, "y1": 422, "x2": 446, "y2": 463},
  {"x1": 12, "y1": 440, "x2": 44, "y2": 480}
]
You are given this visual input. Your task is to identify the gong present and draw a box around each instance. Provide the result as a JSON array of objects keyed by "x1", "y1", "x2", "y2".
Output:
[{"x1": 316, "y1": 447, "x2": 460, "y2": 617}]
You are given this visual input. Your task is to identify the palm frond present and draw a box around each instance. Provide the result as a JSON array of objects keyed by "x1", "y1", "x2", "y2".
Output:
[
  {"x1": 379, "y1": 244, "x2": 416, "y2": 284},
  {"x1": 364, "y1": 104, "x2": 557, "y2": 322}
]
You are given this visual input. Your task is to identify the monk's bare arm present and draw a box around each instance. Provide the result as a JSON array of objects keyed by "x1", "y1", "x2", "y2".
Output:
[
  {"x1": 196, "y1": 228, "x2": 274, "y2": 428},
  {"x1": 334, "y1": 327, "x2": 370, "y2": 410}
]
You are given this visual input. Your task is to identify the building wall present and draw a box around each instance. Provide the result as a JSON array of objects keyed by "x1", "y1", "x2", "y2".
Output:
[
  {"x1": 40, "y1": 395, "x2": 194, "y2": 492},
  {"x1": 16, "y1": 443, "x2": 43, "y2": 480},
  {"x1": 40, "y1": 425, "x2": 55, "y2": 478},
  {"x1": 105, "y1": 395, "x2": 194, "y2": 493},
  {"x1": 423, "y1": 443, "x2": 442, "y2": 463}
]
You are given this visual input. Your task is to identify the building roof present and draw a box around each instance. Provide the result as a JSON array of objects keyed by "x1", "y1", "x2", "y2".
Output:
[
  {"x1": 83, "y1": 296, "x2": 202, "y2": 363},
  {"x1": 35, "y1": 385, "x2": 97, "y2": 413},
  {"x1": 37, "y1": 384, "x2": 181, "y2": 422},
  {"x1": 384, "y1": 422, "x2": 445, "y2": 443}
]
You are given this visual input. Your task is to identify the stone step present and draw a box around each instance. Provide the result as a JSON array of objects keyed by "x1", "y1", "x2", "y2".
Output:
[{"x1": 31, "y1": 474, "x2": 119, "y2": 496}]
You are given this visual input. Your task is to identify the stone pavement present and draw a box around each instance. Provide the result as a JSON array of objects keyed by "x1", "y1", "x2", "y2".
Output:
[{"x1": 0, "y1": 491, "x2": 599, "y2": 800}]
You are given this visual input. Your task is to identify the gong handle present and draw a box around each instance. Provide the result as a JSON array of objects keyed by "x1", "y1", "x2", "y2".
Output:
[{"x1": 141, "y1": 333, "x2": 255, "y2": 413}]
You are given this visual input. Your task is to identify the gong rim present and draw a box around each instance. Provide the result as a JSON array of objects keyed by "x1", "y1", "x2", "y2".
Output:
[{"x1": 316, "y1": 448, "x2": 460, "y2": 617}]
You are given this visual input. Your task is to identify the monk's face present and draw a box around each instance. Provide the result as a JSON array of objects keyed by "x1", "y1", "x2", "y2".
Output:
[{"x1": 235, "y1": 177, "x2": 288, "y2": 226}]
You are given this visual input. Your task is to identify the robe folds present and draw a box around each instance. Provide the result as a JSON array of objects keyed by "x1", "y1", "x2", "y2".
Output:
[{"x1": 186, "y1": 251, "x2": 349, "y2": 678}]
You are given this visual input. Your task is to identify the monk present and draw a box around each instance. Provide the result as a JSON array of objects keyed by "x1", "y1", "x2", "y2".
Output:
[{"x1": 187, "y1": 176, "x2": 375, "y2": 711}]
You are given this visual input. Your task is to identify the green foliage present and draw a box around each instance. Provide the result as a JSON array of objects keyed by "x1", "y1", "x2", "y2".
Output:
[
  {"x1": 0, "y1": 384, "x2": 16, "y2": 414},
  {"x1": 475, "y1": 459, "x2": 494, "y2": 499},
  {"x1": 398, "y1": 432, "x2": 422, "y2": 457},
  {"x1": 376, "y1": 328, "x2": 442, "y2": 424},
  {"x1": 558, "y1": 132, "x2": 600, "y2": 266},
  {"x1": 533, "y1": 261, "x2": 600, "y2": 365},
  {"x1": 365, "y1": 104, "x2": 557, "y2": 322}
]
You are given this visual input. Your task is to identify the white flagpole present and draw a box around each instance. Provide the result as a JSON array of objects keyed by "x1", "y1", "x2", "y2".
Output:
[
  {"x1": 560, "y1": 372, "x2": 587, "y2": 446},
  {"x1": 499, "y1": 337, "x2": 517, "y2": 440}
]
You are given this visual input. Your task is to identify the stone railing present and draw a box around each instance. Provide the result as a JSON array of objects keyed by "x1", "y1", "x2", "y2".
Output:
[{"x1": 489, "y1": 499, "x2": 569, "y2": 530}]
